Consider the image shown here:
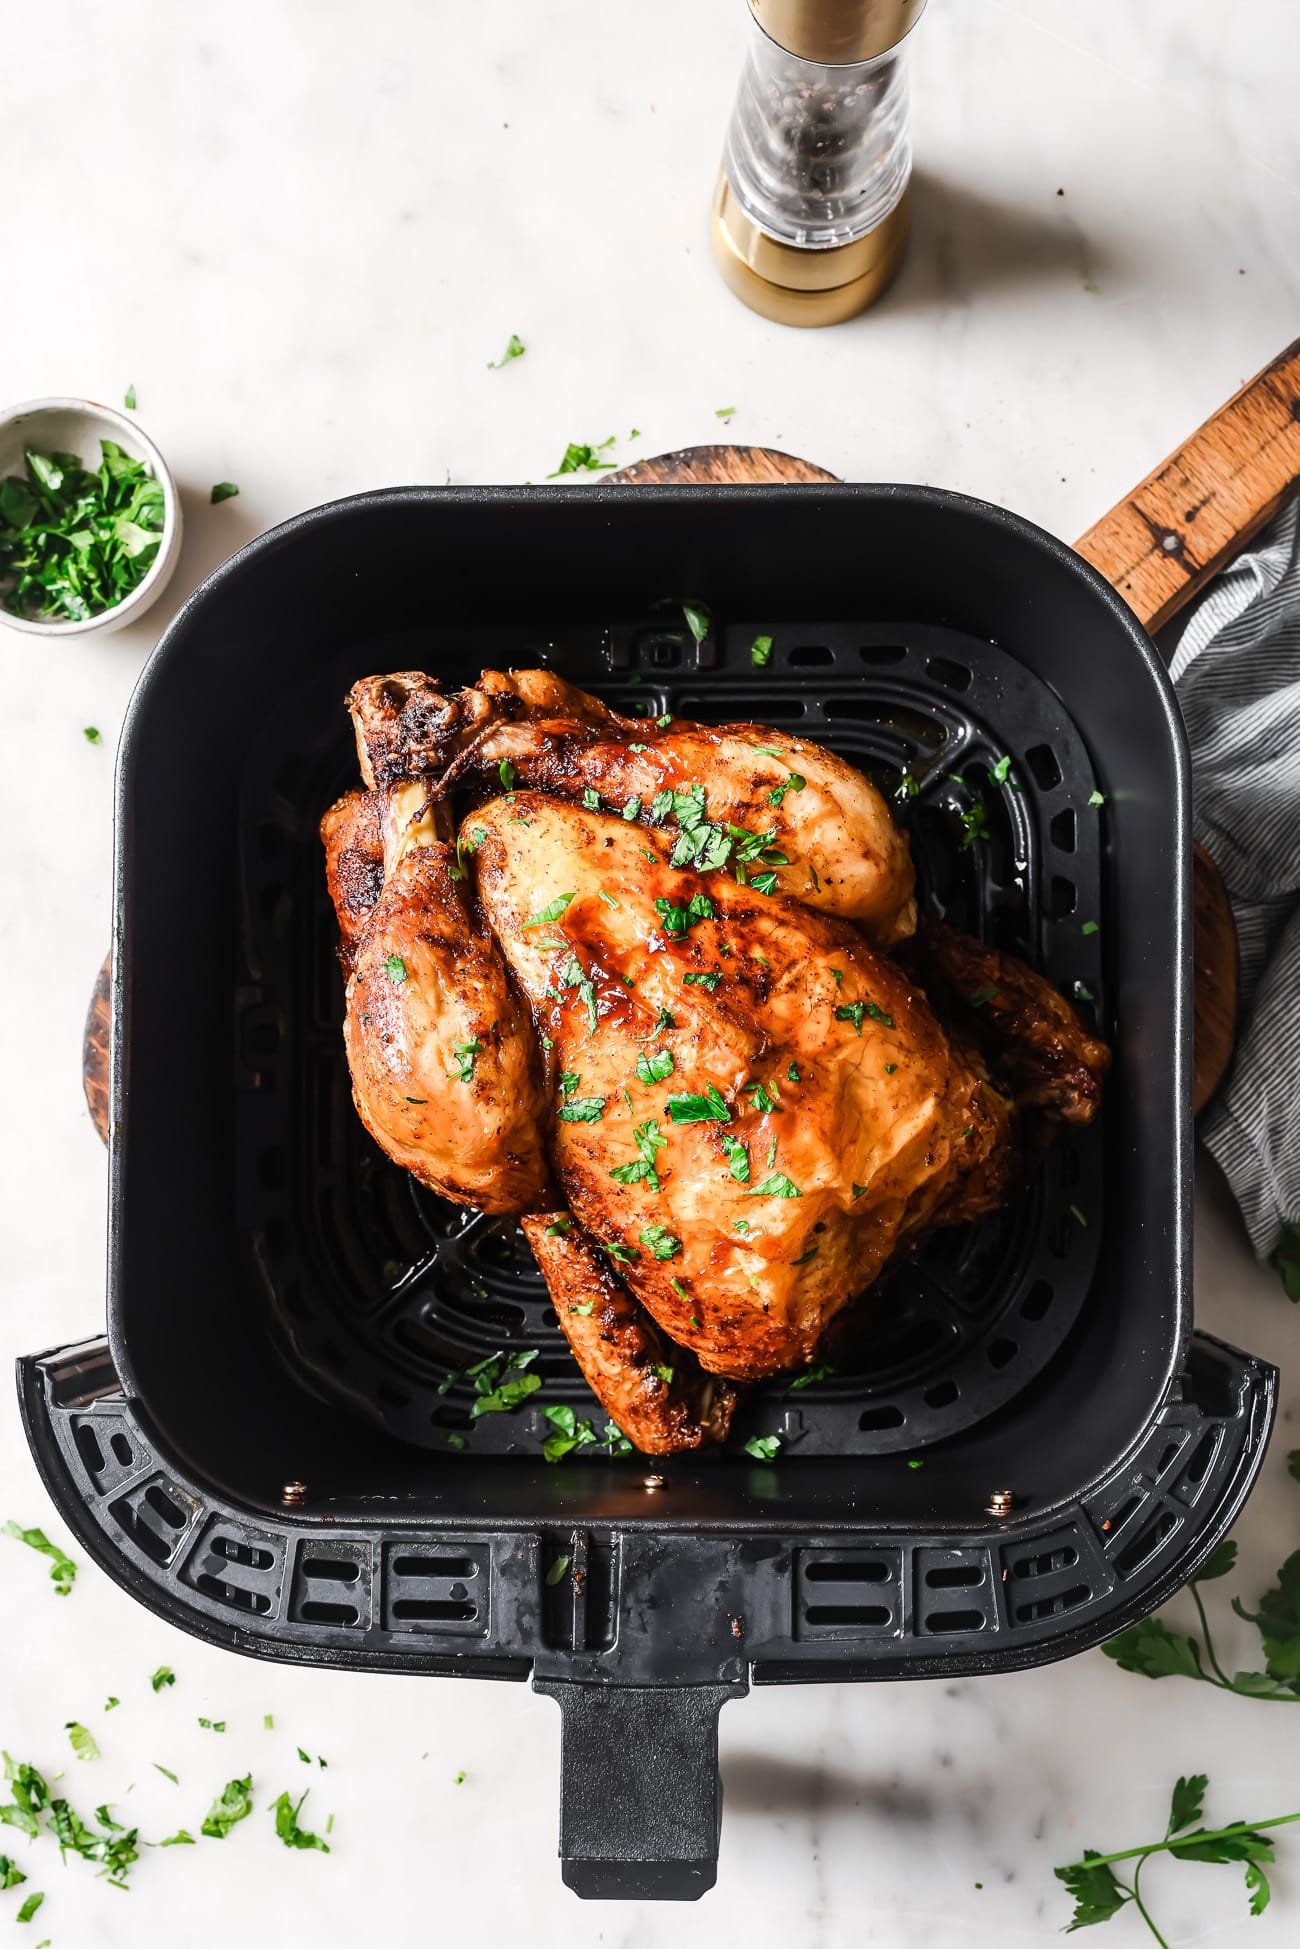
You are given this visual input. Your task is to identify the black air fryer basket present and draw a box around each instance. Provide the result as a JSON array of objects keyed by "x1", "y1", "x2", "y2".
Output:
[{"x1": 18, "y1": 483, "x2": 1276, "y2": 1900}]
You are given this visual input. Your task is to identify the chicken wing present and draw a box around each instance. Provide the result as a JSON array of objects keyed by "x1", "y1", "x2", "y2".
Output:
[{"x1": 347, "y1": 669, "x2": 917, "y2": 946}]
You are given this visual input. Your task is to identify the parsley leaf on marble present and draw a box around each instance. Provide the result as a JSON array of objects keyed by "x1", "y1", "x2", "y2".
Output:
[
  {"x1": 547, "y1": 438, "x2": 616, "y2": 478},
  {"x1": 2, "y1": 1522, "x2": 76, "y2": 1596},
  {"x1": 487, "y1": 333, "x2": 525, "y2": 369},
  {"x1": 201, "y1": 1776, "x2": 255, "y2": 1839}
]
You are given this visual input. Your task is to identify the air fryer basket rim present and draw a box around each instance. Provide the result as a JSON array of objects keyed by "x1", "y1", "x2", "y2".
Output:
[{"x1": 37, "y1": 474, "x2": 1254, "y2": 1904}]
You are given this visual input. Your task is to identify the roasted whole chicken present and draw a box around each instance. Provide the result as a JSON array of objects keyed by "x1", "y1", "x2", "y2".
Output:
[{"x1": 322, "y1": 669, "x2": 1108, "y2": 1455}]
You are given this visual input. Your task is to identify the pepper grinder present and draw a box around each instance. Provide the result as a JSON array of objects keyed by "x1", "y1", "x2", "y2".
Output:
[{"x1": 712, "y1": 0, "x2": 926, "y2": 326}]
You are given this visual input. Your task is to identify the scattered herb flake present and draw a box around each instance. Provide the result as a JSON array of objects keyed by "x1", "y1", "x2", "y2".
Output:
[
  {"x1": 16, "y1": 1891, "x2": 43, "y2": 1923},
  {"x1": 683, "y1": 970, "x2": 721, "y2": 991},
  {"x1": 768, "y1": 773, "x2": 806, "y2": 807},
  {"x1": 211, "y1": 481, "x2": 239, "y2": 504},
  {"x1": 547, "y1": 438, "x2": 616, "y2": 478},
  {"x1": 153, "y1": 1764, "x2": 179, "y2": 1784},
  {"x1": 636, "y1": 1048, "x2": 675, "y2": 1087},
  {"x1": 581, "y1": 787, "x2": 600, "y2": 811},
  {"x1": 384, "y1": 952, "x2": 408, "y2": 986},
  {"x1": 1088, "y1": 789, "x2": 1106, "y2": 807},
  {"x1": 558, "y1": 1096, "x2": 606, "y2": 1123},
  {"x1": 751, "y1": 635, "x2": 773, "y2": 668},
  {"x1": 272, "y1": 1788, "x2": 330, "y2": 1852},
  {"x1": 486, "y1": 333, "x2": 525, "y2": 369},
  {"x1": 789, "y1": 1364, "x2": 835, "y2": 1391},
  {"x1": 746, "y1": 1172, "x2": 802, "y2": 1199},
  {"x1": 523, "y1": 892, "x2": 575, "y2": 929},
  {"x1": 546, "y1": 1556, "x2": 571, "y2": 1586},
  {"x1": 1070, "y1": 1203, "x2": 1087, "y2": 1227},
  {"x1": 715, "y1": 406, "x2": 737, "y2": 419},
  {"x1": 639, "y1": 1223, "x2": 682, "y2": 1260},
  {"x1": 609, "y1": 1119, "x2": 667, "y2": 1190},
  {"x1": 2, "y1": 1523, "x2": 76, "y2": 1596},
  {"x1": 150, "y1": 1668, "x2": 175, "y2": 1692},
  {"x1": 83, "y1": 725, "x2": 102, "y2": 744},
  {"x1": 65, "y1": 1722, "x2": 99, "y2": 1762},
  {"x1": 1082, "y1": 919, "x2": 1100, "y2": 935},
  {"x1": 744, "y1": 1435, "x2": 781, "y2": 1462}
]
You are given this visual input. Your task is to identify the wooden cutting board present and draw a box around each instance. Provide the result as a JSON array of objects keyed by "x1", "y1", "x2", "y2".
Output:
[{"x1": 82, "y1": 341, "x2": 1300, "y2": 1138}]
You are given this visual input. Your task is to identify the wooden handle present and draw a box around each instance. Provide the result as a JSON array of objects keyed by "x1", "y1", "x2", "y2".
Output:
[{"x1": 1075, "y1": 337, "x2": 1300, "y2": 633}]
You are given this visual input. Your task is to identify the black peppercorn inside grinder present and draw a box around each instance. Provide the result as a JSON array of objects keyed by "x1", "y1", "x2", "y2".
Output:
[{"x1": 713, "y1": 0, "x2": 926, "y2": 325}]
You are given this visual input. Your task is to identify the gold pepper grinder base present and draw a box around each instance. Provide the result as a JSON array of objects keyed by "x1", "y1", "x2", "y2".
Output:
[{"x1": 711, "y1": 171, "x2": 911, "y2": 327}]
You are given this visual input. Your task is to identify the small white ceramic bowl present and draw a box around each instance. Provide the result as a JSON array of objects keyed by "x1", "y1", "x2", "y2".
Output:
[{"x1": 0, "y1": 396, "x2": 183, "y2": 638}]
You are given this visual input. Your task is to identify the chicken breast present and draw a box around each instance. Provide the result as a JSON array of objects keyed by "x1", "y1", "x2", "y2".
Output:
[{"x1": 471, "y1": 792, "x2": 1007, "y2": 1379}]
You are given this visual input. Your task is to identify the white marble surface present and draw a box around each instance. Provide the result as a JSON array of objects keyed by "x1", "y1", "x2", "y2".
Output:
[{"x1": 2, "y1": 2, "x2": 1299, "y2": 1942}]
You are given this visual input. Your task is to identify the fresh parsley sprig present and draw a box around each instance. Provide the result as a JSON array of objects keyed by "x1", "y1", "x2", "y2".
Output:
[
  {"x1": 1054, "y1": 1772, "x2": 1300, "y2": 1940},
  {"x1": 2, "y1": 1521, "x2": 76, "y2": 1596},
  {"x1": 1103, "y1": 1520, "x2": 1300, "y2": 1703}
]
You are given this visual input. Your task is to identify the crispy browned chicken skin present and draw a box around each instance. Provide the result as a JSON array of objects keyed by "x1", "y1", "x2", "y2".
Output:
[{"x1": 322, "y1": 669, "x2": 1108, "y2": 1454}]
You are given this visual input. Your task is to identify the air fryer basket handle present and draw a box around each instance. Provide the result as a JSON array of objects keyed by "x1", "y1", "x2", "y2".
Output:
[{"x1": 534, "y1": 1679, "x2": 746, "y2": 1901}]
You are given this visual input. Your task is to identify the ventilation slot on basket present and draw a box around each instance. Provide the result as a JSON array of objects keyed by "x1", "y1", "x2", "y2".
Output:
[
  {"x1": 925, "y1": 1564, "x2": 984, "y2": 1590},
  {"x1": 924, "y1": 1609, "x2": 984, "y2": 1633},
  {"x1": 73, "y1": 1415, "x2": 143, "y2": 1494},
  {"x1": 795, "y1": 1550, "x2": 900, "y2": 1638},
  {"x1": 288, "y1": 1545, "x2": 369, "y2": 1630},
  {"x1": 926, "y1": 656, "x2": 972, "y2": 691},
  {"x1": 1178, "y1": 1428, "x2": 1221, "y2": 1493},
  {"x1": 1114, "y1": 1508, "x2": 1178, "y2": 1578},
  {"x1": 1025, "y1": 743, "x2": 1062, "y2": 790},
  {"x1": 1015, "y1": 1584, "x2": 1089, "y2": 1624},
  {"x1": 788, "y1": 644, "x2": 834, "y2": 666},
  {"x1": 184, "y1": 1526, "x2": 284, "y2": 1617},
  {"x1": 384, "y1": 1542, "x2": 488, "y2": 1637},
  {"x1": 108, "y1": 1477, "x2": 196, "y2": 1567}
]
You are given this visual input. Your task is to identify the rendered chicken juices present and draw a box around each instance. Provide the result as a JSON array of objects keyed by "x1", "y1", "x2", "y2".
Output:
[{"x1": 321, "y1": 669, "x2": 1108, "y2": 1454}]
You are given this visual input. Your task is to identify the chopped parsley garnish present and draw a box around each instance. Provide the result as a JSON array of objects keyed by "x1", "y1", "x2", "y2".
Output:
[
  {"x1": 830, "y1": 967, "x2": 844, "y2": 986},
  {"x1": 656, "y1": 713, "x2": 672, "y2": 728},
  {"x1": 792, "y1": 1247, "x2": 818, "y2": 1266},
  {"x1": 199, "y1": 1718, "x2": 226, "y2": 1732},
  {"x1": 968, "y1": 985, "x2": 1000, "y2": 1005},
  {"x1": 1070, "y1": 1203, "x2": 1087, "y2": 1227},
  {"x1": 609, "y1": 1119, "x2": 666, "y2": 1189},
  {"x1": 641, "y1": 1223, "x2": 682, "y2": 1259},
  {"x1": 623, "y1": 795, "x2": 642, "y2": 820},
  {"x1": 104, "y1": 1698, "x2": 119, "y2": 1711},
  {"x1": 498, "y1": 758, "x2": 517, "y2": 791},
  {"x1": 558, "y1": 1096, "x2": 605, "y2": 1122},
  {"x1": 679, "y1": 600, "x2": 711, "y2": 645},
  {"x1": 124, "y1": 383, "x2": 137, "y2": 410},
  {"x1": 581, "y1": 787, "x2": 600, "y2": 810},
  {"x1": 1082, "y1": 920, "x2": 1100, "y2": 935},
  {"x1": 746, "y1": 1081, "x2": 778, "y2": 1113},
  {"x1": 720, "y1": 1132, "x2": 750, "y2": 1182},
  {"x1": 786, "y1": 1062, "x2": 800, "y2": 1081},
  {"x1": 568, "y1": 1300, "x2": 594, "y2": 1316},
  {"x1": 835, "y1": 1000, "x2": 893, "y2": 1033},
  {"x1": 1088, "y1": 789, "x2": 1105, "y2": 807},
  {"x1": 150, "y1": 1667, "x2": 175, "y2": 1692},
  {"x1": 557, "y1": 951, "x2": 599, "y2": 1036},
  {"x1": 598, "y1": 889, "x2": 620, "y2": 910},
  {"x1": 744, "y1": 1434, "x2": 781, "y2": 1461},
  {"x1": 16, "y1": 1891, "x2": 43, "y2": 1922},
  {"x1": 65, "y1": 1722, "x2": 99, "y2": 1762},
  {"x1": 467, "y1": 1349, "x2": 542, "y2": 1418},
  {"x1": 636, "y1": 1048, "x2": 674, "y2": 1087},
  {"x1": 652, "y1": 1363, "x2": 674, "y2": 1385},
  {"x1": 201, "y1": 1776, "x2": 254, "y2": 1838},
  {"x1": 988, "y1": 754, "x2": 1014, "y2": 786},
  {"x1": 546, "y1": 1556, "x2": 571, "y2": 1586},
  {"x1": 651, "y1": 1007, "x2": 677, "y2": 1033},
  {"x1": 559, "y1": 1071, "x2": 581, "y2": 1096},
  {"x1": 789, "y1": 1364, "x2": 835, "y2": 1391},
  {"x1": 154, "y1": 1764, "x2": 179, "y2": 1784},
  {"x1": 671, "y1": 1278, "x2": 690, "y2": 1300},
  {"x1": 683, "y1": 971, "x2": 721, "y2": 990},
  {"x1": 0, "y1": 441, "x2": 170, "y2": 622},
  {"x1": 210, "y1": 481, "x2": 239, "y2": 504},
  {"x1": 452, "y1": 824, "x2": 488, "y2": 879},
  {"x1": 746, "y1": 1172, "x2": 802, "y2": 1199},
  {"x1": 161, "y1": 1828, "x2": 196, "y2": 1846},
  {"x1": 895, "y1": 771, "x2": 920, "y2": 801},
  {"x1": 751, "y1": 635, "x2": 773, "y2": 668},
  {"x1": 3, "y1": 1521, "x2": 76, "y2": 1596},
  {"x1": 958, "y1": 791, "x2": 991, "y2": 847},
  {"x1": 734, "y1": 1218, "x2": 750, "y2": 1234},
  {"x1": 1074, "y1": 981, "x2": 1095, "y2": 1003},
  {"x1": 486, "y1": 332, "x2": 525, "y2": 369},
  {"x1": 667, "y1": 1086, "x2": 731, "y2": 1124},
  {"x1": 0, "y1": 1858, "x2": 25, "y2": 1890},
  {"x1": 654, "y1": 890, "x2": 714, "y2": 937},
  {"x1": 523, "y1": 892, "x2": 575, "y2": 928},
  {"x1": 541, "y1": 1404, "x2": 632, "y2": 1462},
  {"x1": 768, "y1": 773, "x2": 806, "y2": 807},
  {"x1": 749, "y1": 869, "x2": 779, "y2": 895},
  {"x1": 83, "y1": 725, "x2": 102, "y2": 744},
  {"x1": 715, "y1": 405, "x2": 736, "y2": 419},
  {"x1": 271, "y1": 1789, "x2": 330, "y2": 1852},
  {"x1": 384, "y1": 952, "x2": 408, "y2": 986},
  {"x1": 884, "y1": 1063, "x2": 897, "y2": 1074},
  {"x1": 450, "y1": 1037, "x2": 483, "y2": 1082},
  {"x1": 547, "y1": 437, "x2": 616, "y2": 477}
]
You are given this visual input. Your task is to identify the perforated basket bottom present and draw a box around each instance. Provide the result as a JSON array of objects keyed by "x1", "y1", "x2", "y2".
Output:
[{"x1": 237, "y1": 614, "x2": 1105, "y2": 1460}]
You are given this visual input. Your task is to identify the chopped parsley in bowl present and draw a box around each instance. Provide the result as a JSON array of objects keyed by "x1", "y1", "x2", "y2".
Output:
[{"x1": 0, "y1": 397, "x2": 183, "y2": 636}]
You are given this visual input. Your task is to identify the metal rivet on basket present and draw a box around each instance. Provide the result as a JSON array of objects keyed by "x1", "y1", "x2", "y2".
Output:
[
  {"x1": 281, "y1": 1479, "x2": 308, "y2": 1508},
  {"x1": 986, "y1": 1488, "x2": 1016, "y2": 1518},
  {"x1": 642, "y1": 1474, "x2": 667, "y2": 1493}
]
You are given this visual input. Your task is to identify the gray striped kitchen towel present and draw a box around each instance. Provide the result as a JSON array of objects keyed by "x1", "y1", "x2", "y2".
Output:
[{"x1": 1170, "y1": 495, "x2": 1300, "y2": 1258}]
